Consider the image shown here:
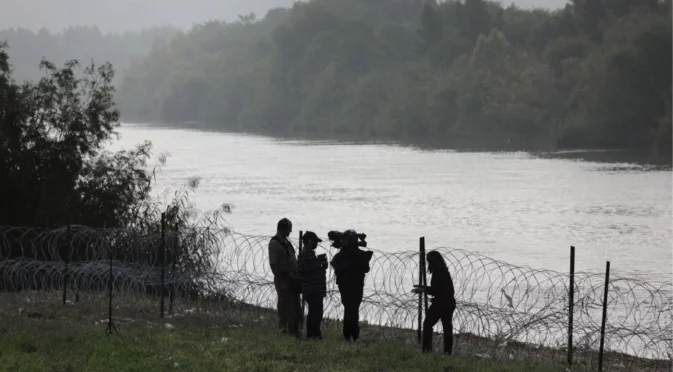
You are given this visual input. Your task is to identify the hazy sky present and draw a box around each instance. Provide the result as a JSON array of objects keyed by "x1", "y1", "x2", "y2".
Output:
[{"x1": 0, "y1": 0, "x2": 568, "y2": 33}]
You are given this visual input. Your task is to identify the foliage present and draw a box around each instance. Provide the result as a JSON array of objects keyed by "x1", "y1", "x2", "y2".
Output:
[
  {"x1": 0, "y1": 43, "x2": 232, "y2": 294},
  {"x1": 116, "y1": 0, "x2": 672, "y2": 157},
  {"x1": 0, "y1": 39, "x2": 232, "y2": 227},
  {"x1": 0, "y1": 43, "x2": 124, "y2": 227}
]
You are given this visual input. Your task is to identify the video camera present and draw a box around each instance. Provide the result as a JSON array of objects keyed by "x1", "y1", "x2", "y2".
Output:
[
  {"x1": 317, "y1": 253, "x2": 328, "y2": 269},
  {"x1": 327, "y1": 230, "x2": 367, "y2": 249}
]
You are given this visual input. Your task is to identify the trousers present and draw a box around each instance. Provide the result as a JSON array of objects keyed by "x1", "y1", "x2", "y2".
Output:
[
  {"x1": 339, "y1": 284, "x2": 363, "y2": 341},
  {"x1": 304, "y1": 294, "x2": 324, "y2": 339},
  {"x1": 422, "y1": 300, "x2": 456, "y2": 354},
  {"x1": 276, "y1": 287, "x2": 301, "y2": 336}
]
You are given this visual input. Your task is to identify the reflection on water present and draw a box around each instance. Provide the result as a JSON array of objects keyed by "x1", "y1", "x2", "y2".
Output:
[
  {"x1": 540, "y1": 148, "x2": 672, "y2": 168},
  {"x1": 111, "y1": 124, "x2": 673, "y2": 283}
]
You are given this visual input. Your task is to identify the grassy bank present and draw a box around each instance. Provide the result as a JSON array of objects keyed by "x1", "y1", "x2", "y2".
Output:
[{"x1": 0, "y1": 292, "x2": 572, "y2": 372}]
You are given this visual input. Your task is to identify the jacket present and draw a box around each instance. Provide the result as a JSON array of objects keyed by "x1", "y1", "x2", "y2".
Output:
[
  {"x1": 268, "y1": 235, "x2": 299, "y2": 292},
  {"x1": 330, "y1": 246, "x2": 372, "y2": 288},
  {"x1": 297, "y1": 249, "x2": 327, "y2": 297},
  {"x1": 426, "y1": 268, "x2": 456, "y2": 307}
]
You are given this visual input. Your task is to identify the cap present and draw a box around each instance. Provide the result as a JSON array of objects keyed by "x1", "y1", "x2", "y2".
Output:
[{"x1": 302, "y1": 231, "x2": 323, "y2": 243}]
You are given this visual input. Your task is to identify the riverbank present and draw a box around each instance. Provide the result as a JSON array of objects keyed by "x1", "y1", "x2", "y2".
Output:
[
  {"x1": 2, "y1": 291, "x2": 671, "y2": 372},
  {"x1": 121, "y1": 121, "x2": 673, "y2": 166},
  {"x1": 0, "y1": 291, "x2": 569, "y2": 372}
]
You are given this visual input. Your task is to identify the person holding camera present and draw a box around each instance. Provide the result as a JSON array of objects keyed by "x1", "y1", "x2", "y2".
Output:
[
  {"x1": 411, "y1": 250, "x2": 456, "y2": 355},
  {"x1": 268, "y1": 218, "x2": 302, "y2": 337},
  {"x1": 329, "y1": 229, "x2": 373, "y2": 342},
  {"x1": 297, "y1": 231, "x2": 328, "y2": 340}
]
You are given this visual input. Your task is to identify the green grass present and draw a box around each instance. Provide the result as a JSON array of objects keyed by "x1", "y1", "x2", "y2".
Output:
[{"x1": 0, "y1": 295, "x2": 570, "y2": 372}]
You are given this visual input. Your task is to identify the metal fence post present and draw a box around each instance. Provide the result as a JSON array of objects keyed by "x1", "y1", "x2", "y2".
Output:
[
  {"x1": 106, "y1": 229, "x2": 118, "y2": 336},
  {"x1": 418, "y1": 237, "x2": 428, "y2": 349},
  {"x1": 568, "y1": 246, "x2": 575, "y2": 366},
  {"x1": 299, "y1": 231, "x2": 305, "y2": 332},
  {"x1": 169, "y1": 223, "x2": 178, "y2": 314},
  {"x1": 421, "y1": 237, "x2": 428, "y2": 313},
  {"x1": 417, "y1": 237, "x2": 423, "y2": 345},
  {"x1": 160, "y1": 213, "x2": 166, "y2": 319},
  {"x1": 62, "y1": 223, "x2": 71, "y2": 305},
  {"x1": 598, "y1": 261, "x2": 611, "y2": 372}
]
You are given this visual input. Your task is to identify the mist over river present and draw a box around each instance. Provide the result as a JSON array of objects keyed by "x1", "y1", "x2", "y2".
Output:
[{"x1": 111, "y1": 124, "x2": 672, "y2": 282}]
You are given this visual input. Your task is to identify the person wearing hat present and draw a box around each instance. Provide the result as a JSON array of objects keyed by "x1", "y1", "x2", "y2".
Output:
[{"x1": 297, "y1": 231, "x2": 328, "y2": 340}]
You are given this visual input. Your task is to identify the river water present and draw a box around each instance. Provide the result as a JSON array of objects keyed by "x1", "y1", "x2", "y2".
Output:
[{"x1": 111, "y1": 124, "x2": 672, "y2": 283}]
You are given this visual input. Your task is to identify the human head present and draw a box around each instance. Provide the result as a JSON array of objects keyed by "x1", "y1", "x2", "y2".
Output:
[
  {"x1": 426, "y1": 250, "x2": 448, "y2": 274},
  {"x1": 342, "y1": 229, "x2": 359, "y2": 249},
  {"x1": 277, "y1": 218, "x2": 292, "y2": 238},
  {"x1": 301, "y1": 231, "x2": 322, "y2": 250}
]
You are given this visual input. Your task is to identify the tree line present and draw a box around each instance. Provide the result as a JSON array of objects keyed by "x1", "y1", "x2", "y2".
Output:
[{"x1": 116, "y1": 0, "x2": 671, "y2": 156}]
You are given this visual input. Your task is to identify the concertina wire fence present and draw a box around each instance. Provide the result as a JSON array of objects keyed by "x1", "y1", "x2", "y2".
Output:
[{"x1": 0, "y1": 225, "x2": 671, "y2": 370}]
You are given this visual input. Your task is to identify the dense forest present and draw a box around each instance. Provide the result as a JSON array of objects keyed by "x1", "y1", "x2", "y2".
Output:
[
  {"x1": 0, "y1": 26, "x2": 178, "y2": 83},
  {"x1": 117, "y1": 0, "x2": 671, "y2": 155}
]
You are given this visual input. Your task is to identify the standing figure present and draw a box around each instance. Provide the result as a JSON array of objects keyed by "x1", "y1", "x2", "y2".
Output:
[
  {"x1": 297, "y1": 231, "x2": 328, "y2": 340},
  {"x1": 268, "y1": 218, "x2": 302, "y2": 336},
  {"x1": 330, "y1": 229, "x2": 373, "y2": 342},
  {"x1": 412, "y1": 250, "x2": 456, "y2": 354}
]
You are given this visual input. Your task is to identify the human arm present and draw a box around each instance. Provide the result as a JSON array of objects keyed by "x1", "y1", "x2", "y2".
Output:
[
  {"x1": 424, "y1": 271, "x2": 454, "y2": 298},
  {"x1": 269, "y1": 240, "x2": 292, "y2": 278},
  {"x1": 298, "y1": 253, "x2": 324, "y2": 278}
]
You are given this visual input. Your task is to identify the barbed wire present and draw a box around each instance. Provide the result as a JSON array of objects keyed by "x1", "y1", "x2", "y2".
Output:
[{"x1": 0, "y1": 226, "x2": 671, "y2": 369}]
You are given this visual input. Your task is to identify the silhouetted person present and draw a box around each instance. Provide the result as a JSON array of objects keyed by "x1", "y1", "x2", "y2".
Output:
[
  {"x1": 412, "y1": 250, "x2": 456, "y2": 355},
  {"x1": 330, "y1": 229, "x2": 372, "y2": 342},
  {"x1": 268, "y1": 218, "x2": 301, "y2": 336},
  {"x1": 297, "y1": 231, "x2": 327, "y2": 340}
]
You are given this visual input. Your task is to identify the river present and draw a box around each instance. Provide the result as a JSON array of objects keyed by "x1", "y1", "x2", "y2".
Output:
[{"x1": 111, "y1": 123, "x2": 672, "y2": 283}]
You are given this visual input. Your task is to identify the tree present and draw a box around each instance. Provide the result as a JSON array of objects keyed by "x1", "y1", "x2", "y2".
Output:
[
  {"x1": 113, "y1": 0, "x2": 673, "y2": 157},
  {"x1": 0, "y1": 42, "x2": 153, "y2": 227},
  {"x1": 418, "y1": 2, "x2": 444, "y2": 52},
  {"x1": 457, "y1": 0, "x2": 494, "y2": 42}
]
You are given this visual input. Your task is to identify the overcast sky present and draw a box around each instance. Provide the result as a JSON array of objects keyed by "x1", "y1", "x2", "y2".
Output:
[{"x1": 0, "y1": 0, "x2": 568, "y2": 33}]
